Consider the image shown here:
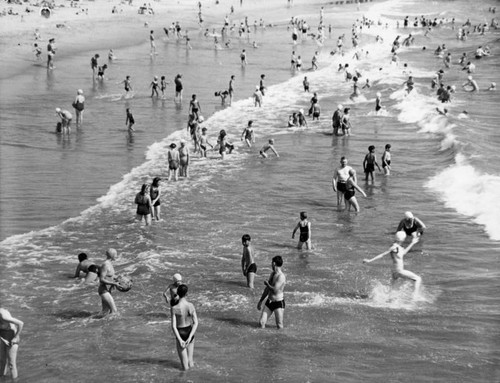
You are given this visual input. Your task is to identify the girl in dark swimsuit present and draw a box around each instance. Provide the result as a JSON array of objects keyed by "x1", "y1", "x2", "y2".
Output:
[
  {"x1": 150, "y1": 177, "x2": 161, "y2": 221},
  {"x1": 344, "y1": 170, "x2": 367, "y2": 212}
]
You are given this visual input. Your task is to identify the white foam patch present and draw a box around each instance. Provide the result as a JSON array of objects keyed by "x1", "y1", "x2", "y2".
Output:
[{"x1": 426, "y1": 154, "x2": 500, "y2": 241}]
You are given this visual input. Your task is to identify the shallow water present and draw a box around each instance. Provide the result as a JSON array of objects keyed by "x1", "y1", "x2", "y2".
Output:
[{"x1": 1, "y1": 0, "x2": 500, "y2": 382}]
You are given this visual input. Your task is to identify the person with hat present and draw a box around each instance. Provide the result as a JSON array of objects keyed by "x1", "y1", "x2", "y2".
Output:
[
  {"x1": 163, "y1": 274, "x2": 184, "y2": 306},
  {"x1": 55, "y1": 107, "x2": 72, "y2": 135},
  {"x1": 150, "y1": 76, "x2": 160, "y2": 97},
  {"x1": 73, "y1": 89, "x2": 85, "y2": 126},
  {"x1": 168, "y1": 143, "x2": 180, "y2": 181},
  {"x1": 179, "y1": 139, "x2": 190, "y2": 178},
  {"x1": 150, "y1": 177, "x2": 162, "y2": 221},
  {"x1": 397, "y1": 211, "x2": 426, "y2": 237},
  {"x1": 97, "y1": 248, "x2": 120, "y2": 317}
]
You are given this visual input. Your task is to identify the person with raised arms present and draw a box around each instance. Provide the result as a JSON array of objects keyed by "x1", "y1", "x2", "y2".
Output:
[{"x1": 363, "y1": 232, "x2": 421, "y2": 298}]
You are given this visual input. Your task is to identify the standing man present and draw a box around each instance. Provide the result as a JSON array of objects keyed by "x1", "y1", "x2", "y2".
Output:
[
  {"x1": 332, "y1": 156, "x2": 355, "y2": 208},
  {"x1": 174, "y1": 74, "x2": 183, "y2": 101},
  {"x1": 0, "y1": 308, "x2": 24, "y2": 380},
  {"x1": 257, "y1": 256, "x2": 286, "y2": 329},
  {"x1": 228, "y1": 75, "x2": 235, "y2": 105},
  {"x1": 47, "y1": 38, "x2": 56, "y2": 69},
  {"x1": 97, "y1": 248, "x2": 119, "y2": 317}
]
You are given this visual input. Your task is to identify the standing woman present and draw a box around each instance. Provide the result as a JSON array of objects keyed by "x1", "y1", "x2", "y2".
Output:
[
  {"x1": 170, "y1": 284, "x2": 198, "y2": 371},
  {"x1": 167, "y1": 143, "x2": 180, "y2": 181},
  {"x1": 341, "y1": 107, "x2": 352, "y2": 136},
  {"x1": 150, "y1": 177, "x2": 162, "y2": 221},
  {"x1": 344, "y1": 169, "x2": 367, "y2": 212},
  {"x1": 135, "y1": 184, "x2": 153, "y2": 225},
  {"x1": 178, "y1": 140, "x2": 190, "y2": 178},
  {"x1": 73, "y1": 89, "x2": 85, "y2": 126},
  {"x1": 0, "y1": 308, "x2": 24, "y2": 380}
]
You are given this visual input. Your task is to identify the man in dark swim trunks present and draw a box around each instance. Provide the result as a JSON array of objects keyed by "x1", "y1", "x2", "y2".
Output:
[
  {"x1": 257, "y1": 256, "x2": 286, "y2": 329},
  {"x1": 241, "y1": 234, "x2": 257, "y2": 288},
  {"x1": 332, "y1": 156, "x2": 355, "y2": 209}
]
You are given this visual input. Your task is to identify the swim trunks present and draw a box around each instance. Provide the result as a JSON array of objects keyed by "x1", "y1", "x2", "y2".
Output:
[
  {"x1": 365, "y1": 163, "x2": 375, "y2": 173},
  {"x1": 337, "y1": 181, "x2": 347, "y2": 193},
  {"x1": 169, "y1": 160, "x2": 179, "y2": 170},
  {"x1": 247, "y1": 263, "x2": 257, "y2": 273},
  {"x1": 382, "y1": 160, "x2": 391, "y2": 168},
  {"x1": 177, "y1": 325, "x2": 194, "y2": 343},
  {"x1": 265, "y1": 299, "x2": 285, "y2": 312}
]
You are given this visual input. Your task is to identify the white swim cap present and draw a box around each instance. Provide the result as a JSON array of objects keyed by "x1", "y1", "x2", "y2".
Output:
[
  {"x1": 376, "y1": 92, "x2": 381, "y2": 97},
  {"x1": 198, "y1": 116, "x2": 204, "y2": 122},
  {"x1": 77, "y1": 89, "x2": 83, "y2": 95},
  {"x1": 338, "y1": 104, "x2": 343, "y2": 110},
  {"x1": 467, "y1": 75, "x2": 472, "y2": 81},
  {"x1": 173, "y1": 273, "x2": 182, "y2": 282},
  {"x1": 55, "y1": 107, "x2": 61, "y2": 112},
  {"x1": 395, "y1": 231, "x2": 407, "y2": 242},
  {"x1": 404, "y1": 211, "x2": 414, "y2": 219},
  {"x1": 106, "y1": 248, "x2": 117, "y2": 258},
  {"x1": 180, "y1": 139, "x2": 186, "y2": 144},
  {"x1": 491, "y1": 82, "x2": 496, "y2": 87}
]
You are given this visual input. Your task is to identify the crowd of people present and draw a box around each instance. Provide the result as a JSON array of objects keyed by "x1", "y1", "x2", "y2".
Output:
[{"x1": 4, "y1": 0, "x2": 499, "y2": 377}]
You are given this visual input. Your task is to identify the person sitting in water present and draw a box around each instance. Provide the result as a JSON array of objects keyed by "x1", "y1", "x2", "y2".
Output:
[
  {"x1": 462, "y1": 75, "x2": 479, "y2": 92},
  {"x1": 396, "y1": 211, "x2": 426, "y2": 237},
  {"x1": 259, "y1": 139, "x2": 279, "y2": 158},
  {"x1": 73, "y1": 252, "x2": 99, "y2": 283}
]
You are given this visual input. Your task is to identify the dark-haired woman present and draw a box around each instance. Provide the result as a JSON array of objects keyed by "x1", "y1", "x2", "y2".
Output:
[{"x1": 135, "y1": 184, "x2": 153, "y2": 225}]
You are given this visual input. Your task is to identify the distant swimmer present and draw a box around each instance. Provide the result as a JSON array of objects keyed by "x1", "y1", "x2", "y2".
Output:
[
  {"x1": 332, "y1": 156, "x2": 355, "y2": 208},
  {"x1": 381, "y1": 144, "x2": 392, "y2": 175},
  {"x1": 375, "y1": 92, "x2": 383, "y2": 114},
  {"x1": 199, "y1": 127, "x2": 213, "y2": 157},
  {"x1": 149, "y1": 30, "x2": 157, "y2": 55},
  {"x1": 241, "y1": 120, "x2": 255, "y2": 147},
  {"x1": 189, "y1": 94, "x2": 201, "y2": 120},
  {"x1": 291, "y1": 211, "x2": 311, "y2": 250},
  {"x1": 121, "y1": 75, "x2": 133, "y2": 96},
  {"x1": 135, "y1": 183, "x2": 153, "y2": 225},
  {"x1": 163, "y1": 273, "x2": 183, "y2": 306},
  {"x1": 257, "y1": 256, "x2": 286, "y2": 329},
  {"x1": 253, "y1": 86, "x2": 263, "y2": 107},
  {"x1": 396, "y1": 211, "x2": 426, "y2": 237},
  {"x1": 47, "y1": 38, "x2": 56, "y2": 69},
  {"x1": 90, "y1": 53, "x2": 99, "y2": 77},
  {"x1": 403, "y1": 75, "x2": 414, "y2": 94},
  {"x1": 363, "y1": 231, "x2": 422, "y2": 299},
  {"x1": 149, "y1": 177, "x2": 162, "y2": 221},
  {"x1": 55, "y1": 108, "x2": 72, "y2": 135},
  {"x1": 178, "y1": 139, "x2": 190, "y2": 178},
  {"x1": 462, "y1": 75, "x2": 479, "y2": 92},
  {"x1": 126, "y1": 108, "x2": 135, "y2": 132},
  {"x1": 344, "y1": 169, "x2": 367, "y2": 212},
  {"x1": 170, "y1": 284, "x2": 198, "y2": 371},
  {"x1": 73, "y1": 252, "x2": 99, "y2": 284},
  {"x1": 150, "y1": 76, "x2": 160, "y2": 97},
  {"x1": 174, "y1": 74, "x2": 183, "y2": 101},
  {"x1": 72, "y1": 89, "x2": 85, "y2": 127},
  {"x1": 259, "y1": 139, "x2": 279, "y2": 158},
  {"x1": 97, "y1": 248, "x2": 119, "y2": 317},
  {"x1": 0, "y1": 308, "x2": 24, "y2": 379},
  {"x1": 241, "y1": 234, "x2": 257, "y2": 288},
  {"x1": 303, "y1": 76, "x2": 310, "y2": 92},
  {"x1": 488, "y1": 82, "x2": 496, "y2": 91}
]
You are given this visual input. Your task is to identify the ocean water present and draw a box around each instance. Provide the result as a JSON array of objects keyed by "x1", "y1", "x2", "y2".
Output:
[{"x1": 0, "y1": 0, "x2": 499, "y2": 382}]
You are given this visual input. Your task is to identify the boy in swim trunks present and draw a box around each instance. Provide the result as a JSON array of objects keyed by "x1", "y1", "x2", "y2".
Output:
[
  {"x1": 363, "y1": 145, "x2": 381, "y2": 182},
  {"x1": 260, "y1": 139, "x2": 279, "y2": 158},
  {"x1": 241, "y1": 234, "x2": 257, "y2": 288},
  {"x1": 199, "y1": 128, "x2": 213, "y2": 157},
  {"x1": 257, "y1": 256, "x2": 286, "y2": 329},
  {"x1": 381, "y1": 144, "x2": 391, "y2": 175},
  {"x1": 292, "y1": 211, "x2": 311, "y2": 249}
]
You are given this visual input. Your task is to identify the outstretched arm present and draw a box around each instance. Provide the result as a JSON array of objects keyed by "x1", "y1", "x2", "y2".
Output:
[
  {"x1": 257, "y1": 287, "x2": 269, "y2": 310},
  {"x1": 292, "y1": 222, "x2": 300, "y2": 238},
  {"x1": 363, "y1": 246, "x2": 392, "y2": 264},
  {"x1": 401, "y1": 236, "x2": 420, "y2": 257}
]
